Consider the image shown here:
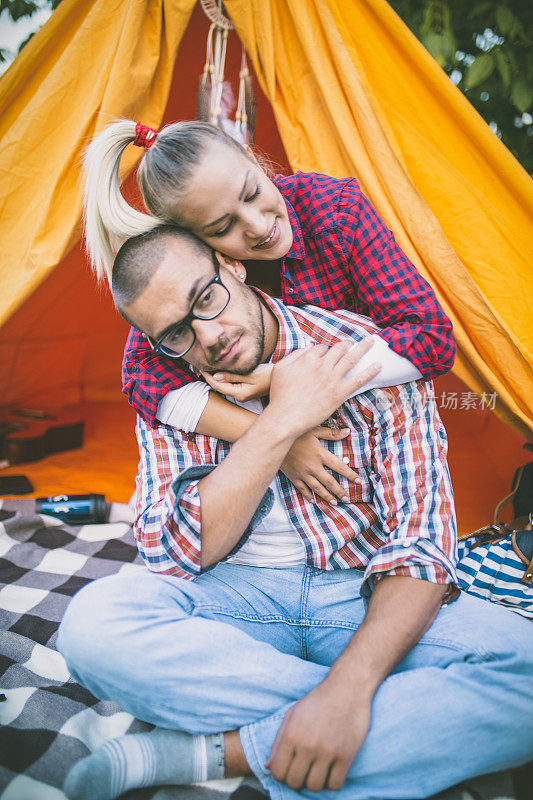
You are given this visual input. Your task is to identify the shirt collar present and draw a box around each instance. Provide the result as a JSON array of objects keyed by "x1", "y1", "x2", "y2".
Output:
[
  {"x1": 283, "y1": 197, "x2": 306, "y2": 261},
  {"x1": 253, "y1": 289, "x2": 309, "y2": 363}
]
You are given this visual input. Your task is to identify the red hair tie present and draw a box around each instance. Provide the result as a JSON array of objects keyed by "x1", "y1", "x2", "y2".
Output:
[{"x1": 133, "y1": 122, "x2": 158, "y2": 149}]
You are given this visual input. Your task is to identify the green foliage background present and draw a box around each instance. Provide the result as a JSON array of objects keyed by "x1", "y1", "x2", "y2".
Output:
[
  {"x1": 389, "y1": 0, "x2": 532, "y2": 173},
  {"x1": 1, "y1": 0, "x2": 532, "y2": 172}
]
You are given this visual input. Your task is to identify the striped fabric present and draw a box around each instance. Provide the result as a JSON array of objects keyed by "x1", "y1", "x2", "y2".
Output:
[
  {"x1": 134, "y1": 294, "x2": 458, "y2": 601},
  {"x1": 122, "y1": 172, "x2": 456, "y2": 425},
  {"x1": 457, "y1": 536, "x2": 533, "y2": 619}
]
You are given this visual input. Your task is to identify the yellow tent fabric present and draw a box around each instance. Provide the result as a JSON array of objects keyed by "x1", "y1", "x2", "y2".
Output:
[
  {"x1": 0, "y1": 0, "x2": 532, "y2": 436},
  {"x1": 0, "y1": 0, "x2": 196, "y2": 328},
  {"x1": 226, "y1": 0, "x2": 533, "y2": 438}
]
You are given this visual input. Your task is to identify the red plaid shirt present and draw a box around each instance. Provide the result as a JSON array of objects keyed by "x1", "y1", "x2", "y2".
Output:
[{"x1": 122, "y1": 172, "x2": 455, "y2": 425}]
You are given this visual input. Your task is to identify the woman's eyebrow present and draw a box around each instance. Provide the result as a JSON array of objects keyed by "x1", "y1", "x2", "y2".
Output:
[
  {"x1": 202, "y1": 213, "x2": 229, "y2": 232},
  {"x1": 202, "y1": 170, "x2": 251, "y2": 232}
]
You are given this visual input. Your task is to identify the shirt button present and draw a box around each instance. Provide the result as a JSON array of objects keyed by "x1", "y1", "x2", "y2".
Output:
[
  {"x1": 343, "y1": 456, "x2": 350, "y2": 464},
  {"x1": 402, "y1": 540, "x2": 411, "y2": 548},
  {"x1": 288, "y1": 287, "x2": 294, "y2": 294}
]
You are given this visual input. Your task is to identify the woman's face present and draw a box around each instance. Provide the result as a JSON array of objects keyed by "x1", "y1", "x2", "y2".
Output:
[{"x1": 174, "y1": 141, "x2": 293, "y2": 261}]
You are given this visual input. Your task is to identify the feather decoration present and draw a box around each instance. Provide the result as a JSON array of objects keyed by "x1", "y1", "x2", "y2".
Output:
[{"x1": 198, "y1": 3, "x2": 257, "y2": 144}]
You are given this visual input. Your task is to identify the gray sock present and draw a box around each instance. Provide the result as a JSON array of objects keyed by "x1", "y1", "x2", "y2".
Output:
[{"x1": 63, "y1": 728, "x2": 225, "y2": 800}]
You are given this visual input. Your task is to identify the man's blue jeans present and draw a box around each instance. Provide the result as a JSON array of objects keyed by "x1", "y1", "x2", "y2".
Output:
[{"x1": 57, "y1": 563, "x2": 533, "y2": 799}]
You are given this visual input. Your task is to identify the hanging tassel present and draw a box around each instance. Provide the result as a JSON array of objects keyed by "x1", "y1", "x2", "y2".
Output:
[
  {"x1": 211, "y1": 26, "x2": 229, "y2": 126},
  {"x1": 234, "y1": 48, "x2": 257, "y2": 144},
  {"x1": 197, "y1": 23, "x2": 215, "y2": 122},
  {"x1": 197, "y1": 22, "x2": 230, "y2": 128},
  {"x1": 198, "y1": 3, "x2": 258, "y2": 144},
  {"x1": 197, "y1": 76, "x2": 211, "y2": 123},
  {"x1": 243, "y1": 60, "x2": 257, "y2": 144}
]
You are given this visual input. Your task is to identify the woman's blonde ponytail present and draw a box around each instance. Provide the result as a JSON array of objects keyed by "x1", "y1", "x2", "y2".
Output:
[
  {"x1": 84, "y1": 118, "x2": 261, "y2": 281},
  {"x1": 83, "y1": 120, "x2": 160, "y2": 282}
]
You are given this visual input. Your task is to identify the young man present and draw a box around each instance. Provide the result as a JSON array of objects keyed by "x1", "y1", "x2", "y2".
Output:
[{"x1": 58, "y1": 226, "x2": 533, "y2": 800}]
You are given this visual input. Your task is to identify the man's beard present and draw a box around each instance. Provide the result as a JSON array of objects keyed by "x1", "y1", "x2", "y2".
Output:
[{"x1": 204, "y1": 290, "x2": 265, "y2": 376}]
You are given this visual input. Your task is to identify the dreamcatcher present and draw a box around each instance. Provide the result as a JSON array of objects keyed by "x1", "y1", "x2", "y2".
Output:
[{"x1": 197, "y1": 0, "x2": 257, "y2": 144}]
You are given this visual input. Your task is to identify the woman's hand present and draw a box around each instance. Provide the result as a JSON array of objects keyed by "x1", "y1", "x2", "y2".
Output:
[
  {"x1": 201, "y1": 363, "x2": 273, "y2": 402},
  {"x1": 281, "y1": 427, "x2": 360, "y2": 505}
]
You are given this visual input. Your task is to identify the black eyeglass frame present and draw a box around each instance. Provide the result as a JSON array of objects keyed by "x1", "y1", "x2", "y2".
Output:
[{"x1": 147, "y1": 251, "x2": 230, "y2": 359}]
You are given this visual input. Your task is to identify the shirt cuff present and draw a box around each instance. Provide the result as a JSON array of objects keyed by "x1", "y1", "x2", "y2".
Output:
[{"x1": 360, "y1": 536, "x2": 459, "y2": 604}]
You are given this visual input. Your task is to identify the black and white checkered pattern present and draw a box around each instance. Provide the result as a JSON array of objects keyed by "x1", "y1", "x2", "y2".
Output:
[
  {"x1": 1, "y1": 502, "x2": 527, "y2": 800},
  {"x1": 0, "y1": 502, "x2": 265, "y2": 800}
]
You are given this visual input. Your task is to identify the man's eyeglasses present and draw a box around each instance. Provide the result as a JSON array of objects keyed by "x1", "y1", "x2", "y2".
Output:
[{"x1": 147, "y1": 252, "x2": 230, "y2": 358}]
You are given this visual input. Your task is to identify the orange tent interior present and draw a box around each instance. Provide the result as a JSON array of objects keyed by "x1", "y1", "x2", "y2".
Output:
[{"x1": 0, "y1": 4, "x2": 528, "y2": 534}]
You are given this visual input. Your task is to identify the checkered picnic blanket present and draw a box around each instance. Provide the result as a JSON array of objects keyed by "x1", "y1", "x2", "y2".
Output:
[
  {"x1": 1, "y1": 502, "x2": 528, "y2": 800},
  {"x1": 0, "y1": 502, "x2": 265, "y2": 800}
]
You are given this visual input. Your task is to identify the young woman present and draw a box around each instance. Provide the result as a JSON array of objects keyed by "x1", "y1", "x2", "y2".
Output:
[{"x1": 83, "y1": 119, "x2": 455, "y2": 503}]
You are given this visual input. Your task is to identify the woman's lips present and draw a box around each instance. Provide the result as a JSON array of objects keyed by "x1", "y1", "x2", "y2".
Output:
[{"x1": 253, "y1": 218, "x2": 281, "y2": 251}]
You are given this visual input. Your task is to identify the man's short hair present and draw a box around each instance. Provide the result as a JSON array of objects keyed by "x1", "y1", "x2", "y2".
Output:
[{"x1": 112, "y1": 225, "x2": 212, "y2": 314}]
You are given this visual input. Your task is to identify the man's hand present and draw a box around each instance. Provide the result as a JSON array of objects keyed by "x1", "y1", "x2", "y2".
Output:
[
  {"x1": 203, "y1": 362, "x2": 364, "y2": 504},
  {"x1": 266, "y1": 577, "x2": 448, "y2": 791},
  {"x1": 266, "y1": 679, "x2": 371, "y2": 792},
  {"x1": 201, "y1": 364, "x2": 273, "y2": 402},
  {"x1": 281, "y1": 427, "x2": 361, "y2": 505},
  {"x1": 269, "y1": 340, "x2": 381, "y2": 439}
]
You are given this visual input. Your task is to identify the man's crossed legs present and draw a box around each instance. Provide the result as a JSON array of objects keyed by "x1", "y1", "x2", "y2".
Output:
[{"x1": 57, "y1": 564, "x2": 533, "y2": 799}]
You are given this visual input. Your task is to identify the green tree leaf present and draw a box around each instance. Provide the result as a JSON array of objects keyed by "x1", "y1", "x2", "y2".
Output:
[
  {"x1": 508, "y1": 16, "x2": 524, "y2": 40},
  {"x1": 422, "y1": 30, "x2": 448, "y2": 66},
  {"x1": 1, "y1": 0, "x2": 38, "y2": 22},
  {"x1": 495, "y1": 6, "x2": 516, "y2": 35},
  {"x1": 468, "y1": 2, "x2": 494, "y2": 20},
  {"x1": 389, "y1": 0, "x2": 533, "y2": 173},
  {"x1": 442, "y1": 29, "x2": 458, "y2": 61},
  {"x1": 511, "y1": 78, "x2": 533, "y2": 113},
  {"x1": 495, "y1": 49, "x2": 512, "y2": 88},
  {"x1": 466, "y1": 53, "x2": 495, "y2": 88}
]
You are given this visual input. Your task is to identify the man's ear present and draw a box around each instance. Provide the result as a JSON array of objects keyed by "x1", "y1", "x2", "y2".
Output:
[{"x1": 216, "y1": 252, "x2": 246, "y2": 283}]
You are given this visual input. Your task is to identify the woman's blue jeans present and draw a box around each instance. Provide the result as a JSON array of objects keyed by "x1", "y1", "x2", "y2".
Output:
[{"x1": 57, "y1": 563, "x2": 533, "y2": 799}]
